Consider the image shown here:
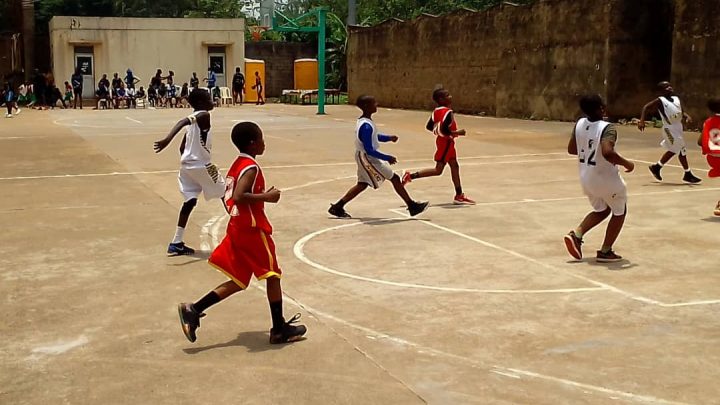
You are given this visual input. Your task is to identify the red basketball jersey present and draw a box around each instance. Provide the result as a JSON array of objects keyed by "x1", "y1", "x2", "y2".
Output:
[
  {"x1": 223, "y1": 153, "x2": 273, "y2": 234},
  {"x1": 431, "y1": 106, "x2": 458, "y2": 137},
  {"x1": 702, "y1": 115, "x2": 720, "y2": 156}
]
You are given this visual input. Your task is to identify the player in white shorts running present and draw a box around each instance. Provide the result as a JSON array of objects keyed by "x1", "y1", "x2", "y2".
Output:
[
  {"x1": 328, "y1": 95, "x2": 428, "y2": 218},
  {"x1": 564, "y1": 95, "x2": 635, "y2": 263},
  {"x1": 638, "y1": 81, "x2": 702, "y2": 184},
  {"x1": 154, "y1": 89, "x2": 225, "y2": 256}
]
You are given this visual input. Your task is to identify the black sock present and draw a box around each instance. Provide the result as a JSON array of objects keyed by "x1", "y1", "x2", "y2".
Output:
[
  {"x1": 455, "y1": 187, "x2": 463, "y2": 195},
  {"x1": 410, "y1": 172, "x2": 420, "y2": 179},
  {"x1": 269, "y1": 300, "x2": 284, "y2": 330},
  {"x1": 193, "y1": 291, "x2": 221, "y2": 314}
]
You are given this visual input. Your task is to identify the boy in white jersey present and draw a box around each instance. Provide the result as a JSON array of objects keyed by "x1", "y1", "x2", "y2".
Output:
[
  {"x1": 328, "y1": 95, "x2": 429, "y2": 218},
  {"x1": 638, "y1": 81, "x2": 702, "y2": 184},
  {"x1": 154, "y1": 89, "x2": 225, "y2": 256},
  {"x1": 564, "y1": 95, "x2": 634, "y2": 263}
]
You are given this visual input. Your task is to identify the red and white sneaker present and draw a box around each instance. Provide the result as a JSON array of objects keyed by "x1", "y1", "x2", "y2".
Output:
[
  {"x1": 401, "y1": 171, "x2": 412, "y2": 186},
  {"x1": 453, "y1": 194, "x2": 476, "y2": 205}
]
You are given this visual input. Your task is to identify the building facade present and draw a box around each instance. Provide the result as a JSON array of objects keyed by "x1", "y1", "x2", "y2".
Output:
[{"x1": 50, "y1": 16, "x2": 245, "y2": 97}]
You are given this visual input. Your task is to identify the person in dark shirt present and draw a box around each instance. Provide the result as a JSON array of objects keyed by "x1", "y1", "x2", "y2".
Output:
[
  {"x1": 232, "y1": 67, "x2": 245, "y2": 105},
  {"x1": 71, "y1": 67, "x2": 83, "y2": 109}
]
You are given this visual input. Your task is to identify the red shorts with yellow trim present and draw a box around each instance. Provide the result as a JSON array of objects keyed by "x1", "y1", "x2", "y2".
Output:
[
  {"x1": 208, "y1": 228, "x2": 282, "y2": 288},
  {"x1": 434, "y1": 136, "x2": 457, "y2": 163}
]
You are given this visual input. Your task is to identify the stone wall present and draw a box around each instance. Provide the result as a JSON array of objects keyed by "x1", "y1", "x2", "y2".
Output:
[
  {"x1": 245, "y1": 41, "x2": 317, "y2": 97},
  {"x1": 348, "y1": 0, "x2": 674, "y2": 121},
  {"x1": 671, "y1": 0, "x2": 720, "y2": 128}
]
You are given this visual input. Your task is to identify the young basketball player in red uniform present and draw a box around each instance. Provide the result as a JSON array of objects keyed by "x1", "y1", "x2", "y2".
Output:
[
  {"x1": 402, "y1": 88, "x2": 475, "y2": 205},
  {"x1": 698, "y1": 99, "x2": 720, "y2": 216},
  {"x1": 177, "y1": 122, "x2": 307, "y2": 344}
]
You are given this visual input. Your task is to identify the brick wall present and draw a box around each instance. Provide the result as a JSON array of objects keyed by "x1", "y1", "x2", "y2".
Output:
[
  {"x1": 671, "y1": 0, "x2": 720, "y2": 128},
  {"x1": 348, "y1": 0, "x2": 674, "y2": 121}
]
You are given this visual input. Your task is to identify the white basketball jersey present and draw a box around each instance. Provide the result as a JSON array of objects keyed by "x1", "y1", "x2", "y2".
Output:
[
  {"x1": 575, "y1": 118, "x2": 621, "y2": 189},
  {"x1": 659, "y1": 96, "x2": 683, "y2": 126},
  {"x1": 355, "y1": 117, "x2": 378, "y2": 154},
  {"x1": 180, "y1": 111, "x2": 213, "y2": 169}
]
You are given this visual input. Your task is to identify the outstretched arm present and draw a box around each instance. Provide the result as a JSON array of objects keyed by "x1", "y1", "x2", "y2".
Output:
[
  {"x1": 638, "y1": 99, "x2": 660, "y2": 131},
  {"x1": 154, "y1": 117, "x2": 191, "y2": 153}
]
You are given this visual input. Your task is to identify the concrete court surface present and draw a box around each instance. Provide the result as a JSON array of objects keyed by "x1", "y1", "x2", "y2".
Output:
[{"x1": 1, "y1": 103, "x2": 719, "y2": 405}]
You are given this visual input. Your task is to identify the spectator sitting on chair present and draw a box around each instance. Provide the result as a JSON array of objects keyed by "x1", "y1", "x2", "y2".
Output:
[
  {"x1": 167, "y1": 74, "x2": 178, "y2": 108},
  {"x1": 114, "y1": 82, "x2": 129, "y2": 109},
  {"x1": 111, "y1": 73, "x2": 123, "y2": 97},
  {"x1": 151, "y1": 69, "x2": 163, "y2": 92},
  {"x1": 179, "y1": 83, "x2": 190, "y2": 107},
  {"x1": 127, "y1": 85, "x2": 137, "y2": 108},
  {"x1": 190, "y1": 72, "x2": 199, "y2": 89},
  {"x1": 158, "y1": 82, "x2": 168, "y2": 108},
  {"x1": 232, "y1": 67, "x2": 245, "y2": 105},
  {"x1": 137, "y1": 86, "x2": 146, "y2": 100},
  {"x1": 148, "y1": 85, "x2": 157, "y2": 107},
  {"x1": 71, "y1": 68, "x2": 83, "y2": 109},
  {"x1": 96, "y1": 74, "x2": 111, "y2": 109}
]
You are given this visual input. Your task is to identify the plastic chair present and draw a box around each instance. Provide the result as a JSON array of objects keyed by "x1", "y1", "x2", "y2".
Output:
[{"x1": 219, "y1": 87, "x2": 233, "y2": 106}]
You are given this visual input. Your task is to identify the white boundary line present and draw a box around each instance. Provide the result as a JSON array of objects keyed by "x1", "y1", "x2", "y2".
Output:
[
  {"x1": 0, "y1": 153, "x2": 570, "y2": 181},
  {"x1": 202, "y1": 216, "x2": 691, "y2": 405},
  {"x1": 125, "y1": 116, "x2": 143, "y2": 124},
  {"x1": 388, "y1": 209, "x2": 720, "y2": 308},
  {"x1": 293, "y1": 218, "x2": 607, "y2": 294},
  {"x1": 281, "y1": 292, "x2": 690, "y2": 405},
  {"x1": 632, "y1": 158, "x2": 710, "y2": 173}
]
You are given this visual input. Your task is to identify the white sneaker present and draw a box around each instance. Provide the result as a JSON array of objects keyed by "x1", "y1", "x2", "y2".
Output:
[
  {"x1": 14, "y1": 109, "x2": 21, "y2": 115},
  {"x1": 5, "y1": 113, "x2": 13, "y2": 118}
]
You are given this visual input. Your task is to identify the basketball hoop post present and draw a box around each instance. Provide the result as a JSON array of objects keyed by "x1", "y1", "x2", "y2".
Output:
[{"x1": 271, "y1": 7, "x2": 328, "y2": 115}]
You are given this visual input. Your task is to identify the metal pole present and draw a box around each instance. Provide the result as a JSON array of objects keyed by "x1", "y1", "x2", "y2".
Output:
[
  {"x1": 317, "y1": 8, "x2": 326, "y2": 115},
  {"x1": 348, "y1": 0, "x2": 357, "y2": 26}
]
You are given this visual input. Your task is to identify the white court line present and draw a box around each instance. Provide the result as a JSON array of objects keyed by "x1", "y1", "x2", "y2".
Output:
[
  {"x1": 632, "y1": 158, "x2": 710, "y2": 173},
  {"x1": 388, "y1": 209, "x2": 663, "y2": 306},
  {"x1": 293, "y1": 218, "x2": 607, "y2": 294},
  {"x1": 125, "y1": 116, "x2": 143, "y2": 124},
  {"x1": 389, "y1": 209, "x2": 720, "y2": 308},
  {"x1": 203, "y1": 222, "x2": 689, "y2": 405},
  {"x1": 277, "y1": 282, "x2": 690, "y2": 405},
  {"x1": 0, "y1": 152, "x2": 569, "y2": 181}
]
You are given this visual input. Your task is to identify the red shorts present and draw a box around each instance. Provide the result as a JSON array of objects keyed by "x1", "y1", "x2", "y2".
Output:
[
  {"x1": 208, "y1": 228, "x2": 282, "y2": 288},
  {"x1": 434, "y1": 136, "x2": 457, "y2": 163},
  {"x1": 707, "y1": 155, "x2": 720, "y2": 178}
]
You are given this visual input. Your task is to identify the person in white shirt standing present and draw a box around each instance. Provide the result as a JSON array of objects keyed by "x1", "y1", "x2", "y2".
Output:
[
  {"x1": 154, "y1": 89, "x2": 226, "y2": 256},
  {"x1": 564, "y1": 95, "x2": 635, "y2": 263},
  {"x1": 638, "y1": 81, "x2": 702, "y2": 184}
]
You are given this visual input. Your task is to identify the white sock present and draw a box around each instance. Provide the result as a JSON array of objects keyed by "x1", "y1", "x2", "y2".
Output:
[
  {"x1": 172, "y1": 226, "x2": 185, "y2": 244},
  {"x1": 685, "y1": 169, "x2": 691, "y2": 173},
  {"x1": 657, "y1": 161, "x2": 664, "y2": 167}
]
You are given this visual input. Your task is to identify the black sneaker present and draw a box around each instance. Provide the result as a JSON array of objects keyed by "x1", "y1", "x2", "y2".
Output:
[
  {"x1": 269, "y1": 313, "x2": 307, "y2": 344},
  {"x1": 177, "y1": 303, "x2": 205, "y2": 343},
  {"x1": 649, "y1": 164, "x2": 663, "y2": 181},
  {"x1": 328, "y1": 203, "x2": 351, "y2": 218},
  {"x1": 563, "y1": 231, "x2": 583, "y2": 260},
  {"x1": 596, "y1": 250, "x2": 623, "y2": 263},
  {"x1": 408, "y1": 201, "x2": 429, "y2": 217},
  {"x1": 167, "y1": 242, "x2": 195, "y2": 256},
  {"x1": 682, "y1": 171, "x2": 702, "y2": 184}
]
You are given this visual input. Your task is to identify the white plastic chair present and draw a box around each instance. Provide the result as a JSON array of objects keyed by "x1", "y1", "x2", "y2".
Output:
[{"x1": 219, "y1": 87, "x2": 233, "y2": 106}]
